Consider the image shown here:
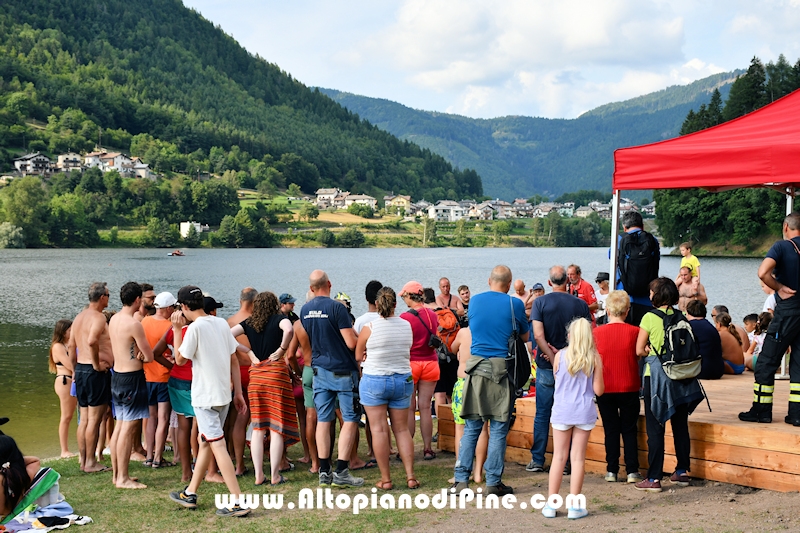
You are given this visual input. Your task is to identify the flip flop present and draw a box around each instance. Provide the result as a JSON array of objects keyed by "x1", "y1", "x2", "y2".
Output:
[
  {"x1": 153, "y1": 460, "x2": 177, "y2": 468},
  {"x1": 84, "y1": 466, "x2": 111, "y2": 473},
  {"x1": 353, "y1": 459, "x2": 378, "y2": 471},
  {"x1": 236, "y1": 467, "x2": 250, "y2": 478},
  {"x1": 255, "y1": 478, "x2": 268, "y2": 486},
  {"x1": 279, "y1": 463, "x2": 295, "y2": 473},
  {"x1": 271, "y1": 475, "x2": 289, "y2": 486}
]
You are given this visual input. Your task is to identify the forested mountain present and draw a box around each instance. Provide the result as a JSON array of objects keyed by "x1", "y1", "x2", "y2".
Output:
[
  {"x1": 656, "y1": 55, "x2": 800, "y2": 248},
  {"x1": 321, "y1": 72, "x2": 739, "y2": 199},
  {"x1": 0, "y1": 0, "x2": 482, "y2": 202}
]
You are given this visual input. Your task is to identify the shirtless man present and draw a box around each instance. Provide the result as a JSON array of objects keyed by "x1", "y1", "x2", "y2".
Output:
[
  {"x1": 133, "y1": 283, "x2": 156, "y2": 321},
  {"x1": 225, "y1": 287, "x2": 256, "y2": 476},
  {"x1": 108, "y1": 282, "x2": 154, "y2": 489},
  {"x1": 436, "y1": 277, "x2": 465, "y2": 317},
  {"x1": 512, "y1": 280, "x2": 534, "y2": 319},
  {"x1": 70, "y1": 282, "x2": 114, "y2": 473},
  {"x1": 677, "y1": 267, "x2": 708, "y2": 312}
]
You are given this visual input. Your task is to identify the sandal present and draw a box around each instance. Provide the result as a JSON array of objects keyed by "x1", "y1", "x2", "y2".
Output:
[
  {"x1": 142, "y1": 459, "x2": 153, "y2": 467},
  {"x1": 271, "y1": 475, "x2": 289, "y2": 486},
  {"x1": 375, "y1": 480, "x2": 393, "y2": 490},
  {"x1": 152, "y1": 459, "x2": 177, "y2": 468},
  {"x1": 407, "y1": 478, "x2": 420, "y2": 489},
  {"x1": 423, "y1": 449, "x2": 436, "y2": 461},
  {"x1": 279, "y1": 462, "x2": 295, "y2": 473}
]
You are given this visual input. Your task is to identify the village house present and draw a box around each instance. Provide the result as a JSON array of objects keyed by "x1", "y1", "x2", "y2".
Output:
[
  {"x1": 344, "y1": 194, "x2": 378, "y2": 210},
  {"x1": 332, "y1": 191, "x2": 350, "y2": 210},
  {"x1": 385, "y1": 194, "x2": 412, "y2": 214},
  {"x1": 469, "y1": 201, "x2": 495, "y2": 220},
  {"x1": 315, "y1": 188, "x2": 340, "y2": 207},
  {"x1": 641, "y1": 201, "x2": 656, "y2": 217},
  {"x1": 13, "y1": 152, "x2": 53, "y2": 176},
  {"x1": 428, "y1": 200, "x2": 464, "y2": 222},
  {"x1": 575, "y1": 206, "x2": 596, "y2": 218},
  {"x1": 56, "y1": 152, "x2": 82, "y2": 173}
]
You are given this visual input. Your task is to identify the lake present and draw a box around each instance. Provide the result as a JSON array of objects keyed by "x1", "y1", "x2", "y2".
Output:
[{"x1": 0, "y1": 247, "x2": 767, "y2": 458}]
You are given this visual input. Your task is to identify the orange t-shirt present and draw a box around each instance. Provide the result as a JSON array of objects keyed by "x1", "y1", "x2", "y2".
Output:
[{"x1": 142, "y1": 316, "x2": 172, "y2": 383}]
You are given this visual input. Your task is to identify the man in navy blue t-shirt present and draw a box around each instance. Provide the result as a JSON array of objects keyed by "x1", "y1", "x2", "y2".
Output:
[
  {"x1": 527, "y1": 265, "x2": 590, "y2": 472},
  {"x1": 296, "y1": 270, "x2": 362, "y2": 487},
  {"x1": 740, "y1": 213, "x2": 800, "y2": 425}
]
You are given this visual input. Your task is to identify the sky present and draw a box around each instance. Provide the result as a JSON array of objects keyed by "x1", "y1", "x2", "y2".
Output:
[{"x1": 182, "y1": 0, "x2": 800, "y2": 119}]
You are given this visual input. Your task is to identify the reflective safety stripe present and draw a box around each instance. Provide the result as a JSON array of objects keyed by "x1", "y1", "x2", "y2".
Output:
[
  {"x1": 757, "y1": 396, "x2": 774, "y2": 403},
  {"x1": 789, "y1": 394, "x2": 800, "y2": 403},
  {"x1": 790, "y1": 383, "x2": 800, "y2": 392},
  {"x1": 755, "y1": 384, "x2": 775, "y2": 393}
]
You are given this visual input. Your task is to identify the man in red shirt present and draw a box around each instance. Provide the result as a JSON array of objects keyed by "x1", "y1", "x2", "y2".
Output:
[{"x1": 567, "y1": 264, "x2": 599, "y2": 323}]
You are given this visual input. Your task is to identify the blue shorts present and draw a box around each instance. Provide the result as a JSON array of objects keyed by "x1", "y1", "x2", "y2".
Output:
[
  {"x1": 111, "y1": 369, "x2": 150, "y2": 422},
  {"x1": 313, "y1": 367, "x2": 360, "y2": 423},
  {"x1": 147, "y1": 381, "x2": 170, "y2": 406},
  {"x1": 727, "y1": 361, "x2": 746, "y2": 375},
  {"x1": 359, "y1": 373, "x2": 413, "y2": 410}
]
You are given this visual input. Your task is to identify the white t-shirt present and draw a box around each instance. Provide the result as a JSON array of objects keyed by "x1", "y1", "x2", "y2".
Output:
[
  {"x1": 354, "y1": 311, "x2": 381, "y2": 335},
  {"x1": 179, "y1": 315, "x2": 238, "y2": 408},
  {"x1": 763, "y1": 293, "x2": 776, "y2": 313},
  {"x1": 596, "y1": 291, "x2": 609, "y2": 319},
  {"x1": 362, "y1": 316, "x2": 413, "y2": 376}
]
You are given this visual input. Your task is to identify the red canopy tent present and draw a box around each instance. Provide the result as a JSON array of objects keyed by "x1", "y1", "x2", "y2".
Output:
[{"x1": 607, "y1": 88, "x2": 800, "y2": 274}]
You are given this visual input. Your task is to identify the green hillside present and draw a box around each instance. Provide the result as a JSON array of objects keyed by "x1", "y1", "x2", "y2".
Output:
[
  {"x1": 321, "y1": 72, "x2": 740, "y2": 199},
  {"x1": 0, "y1": 0, "x2": 482, "y2": 201}
]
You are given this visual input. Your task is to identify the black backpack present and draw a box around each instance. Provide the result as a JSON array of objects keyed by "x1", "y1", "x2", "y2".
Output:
[
  {"x1": 617, "y1": 230, "x2": 660, "y2": 297},
  {"x1": 651, "y1": 308, "x2": 701, "y2": 380}
]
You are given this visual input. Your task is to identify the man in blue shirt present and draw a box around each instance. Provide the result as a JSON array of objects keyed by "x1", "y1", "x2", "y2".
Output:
[
  {"x1": 740, "y1": 213, "x2": 800, "y2": 425},
  {"x1": 527, "y1": 265, "x2": 591, "y2": 473},
  {"x1": 295, "y1": 270, "x2": 362, "y2": 487},
  {"x1": 452, "y1": 265, "x2": 529, "y2": 496}
]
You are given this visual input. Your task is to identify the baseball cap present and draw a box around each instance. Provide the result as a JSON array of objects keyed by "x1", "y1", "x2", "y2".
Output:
[
  {"x1": 154, "y1": 291, "x2": 177, "y2": 308},
  {"x1": 595, "y1": 272, "x2": 610, "y2": 282},
  {"x1": 203, "y1": 296, "x2": 224, "y2": 314},
  {"x1": 279, "y1": 293, "x2": 296, "y2": 304},
  {"x1": 400, "y1": 281, "x2": 424, "y2": 297},
  {"x1": 177, "y1": 285, "x2": 203, "y2": 306},
  {"x1": 532, "y1": 283, "x2": 545, "y2": 291}
]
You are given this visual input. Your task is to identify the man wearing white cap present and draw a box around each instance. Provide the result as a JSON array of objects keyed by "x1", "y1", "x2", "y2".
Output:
[{"x1": 142, "y1": 291, "x2": 178, "y2": 468}]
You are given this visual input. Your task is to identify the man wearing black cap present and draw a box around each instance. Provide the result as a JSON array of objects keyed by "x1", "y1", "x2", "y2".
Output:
[
  {"x1": 279, "y1": 293, "x2": 299, "y2": 322},
  {"x1": 168, "y1": 286, "x2": 249, "y2": 517}
]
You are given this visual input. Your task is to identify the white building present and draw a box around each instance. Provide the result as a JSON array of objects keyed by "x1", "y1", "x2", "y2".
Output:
[
  {"x1": 315, "y1": 188, "x2": 341, "y2": 206},
  {"x1": 428, "y1": 200, "x2": 464, "y2": 222},
  {"x1": 575, "y1": 206, "x2": 595, "y2": 218},
  {"x1": 56, "y1": 152, "x2": 82, "y2": 172},
  {"x1": 180, "y1": 221, "x2": 202, "y2": 238},
  {"x1": 344, "y1": 194, "x2": 377, "y2": 210},
  {"x1": 14, "y1": 152, "x2": 53, "y2": 176}
]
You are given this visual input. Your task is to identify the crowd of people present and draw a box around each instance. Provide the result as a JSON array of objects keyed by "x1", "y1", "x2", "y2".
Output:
[{"x1": 18, "y1": 209, "x2": 799, "y2": 522}]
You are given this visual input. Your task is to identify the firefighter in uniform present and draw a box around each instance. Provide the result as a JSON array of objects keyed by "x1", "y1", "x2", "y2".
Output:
[{"x1": 740, "y1": 213, "x2": 800, "y2": 425}]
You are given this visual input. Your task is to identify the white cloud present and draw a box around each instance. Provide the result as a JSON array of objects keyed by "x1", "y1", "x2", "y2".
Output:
[{"x1": 182, "y1": 0, "x2": 800, "y2": 119}]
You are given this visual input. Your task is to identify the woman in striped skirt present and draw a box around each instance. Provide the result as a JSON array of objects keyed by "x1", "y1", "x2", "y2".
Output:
[{"x1": 231, "y1": 291, "x2": 301, "y2": 486}]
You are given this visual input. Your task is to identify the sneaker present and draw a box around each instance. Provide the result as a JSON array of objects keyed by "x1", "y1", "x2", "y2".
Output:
[
  {"x1": 215, "y1": 505, "x2": 250, "y2": 517},
  {"x1": 432, "y1": 432, "x2": 439, "y2": 443},
  {"x1": 567, "y1": 507, "x2": 589, "y2": 520},
  {"x1": 669, "y1": 472, "x2": 690, "y2": 487},
  {"x1": 332, "y1": 468, "x2": 364, "y2": 488},
  {"x1": 169, "y1": 487, "x2": 198, "y2": 509},
  {"x1": 485, "y1": 483, "x2": 513, "y2": 496},
  {"x1": 541, "y1": 504, "x2": 557, "y2": 518},
  {"x1": 525, "y1": 460, "x2": 544, "y2": 472},
  {"x1": 634, "y1": 479, "x2": 662, "y2": 492},
  {"x1": 627, "y1": 472, "x2": 643, "y2": 484},
  {"x1": 563, "y1": 462, "x2": 571, "y2": 476},
  {"x1": 318, "y1": 470, "x2": 332, "y2": 487},
  {"x1": 604, "y1": 472, "x2": 617, "y2": 482},
  {"x1": 449, "y1": 481, "x2": 469, "y2": 493}
]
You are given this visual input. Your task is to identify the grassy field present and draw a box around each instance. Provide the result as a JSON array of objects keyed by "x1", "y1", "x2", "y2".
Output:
[{"x1": 42, "y1": 436, "x2": 458, "y2": 533}]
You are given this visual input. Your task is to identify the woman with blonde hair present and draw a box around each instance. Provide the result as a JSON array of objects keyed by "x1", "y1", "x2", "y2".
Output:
[
  {"x1": 543, "y1": 317, "x2": 604, "y2": 520},
  {"x1": 592, "y1": 291, "x2": 641, "y2": 483},
  {"x1": 49, "y1": 319, "x2": 76, "y2": 458}
]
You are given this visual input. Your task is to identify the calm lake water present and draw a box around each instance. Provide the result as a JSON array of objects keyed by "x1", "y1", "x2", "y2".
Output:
[{"x1": 0, "y1": 247, "x2": 766, "y2": 458}]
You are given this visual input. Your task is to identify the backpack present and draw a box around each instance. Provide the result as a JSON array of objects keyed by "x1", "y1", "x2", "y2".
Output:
[
  {"x1": 617, "y1": 230, "x2": 660, "y2": 297},
  {"x1": 408, "y1": 309, "x2": 454, "y2": 363},
  {"x1": 435, "y1": 307, "x2": 460, "y2": 354},
  {"x1": 651, "y1": 308, "x2": 701, "y2": 380}
]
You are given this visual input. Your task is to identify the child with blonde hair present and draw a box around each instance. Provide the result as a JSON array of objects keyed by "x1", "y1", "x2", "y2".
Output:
[{"x1": 542, "y1": 318, "x2": 604, "y2": 520}]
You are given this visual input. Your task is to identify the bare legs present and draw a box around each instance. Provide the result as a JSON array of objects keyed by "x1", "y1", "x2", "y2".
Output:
[
  {"x1": 111, "y1": 419, "x2": 146, "y2": 489},
  {"x1": 365, "y1": 404, "x2": 416, "y2": 488},
  {"x1": 55, "y1": 377, "x2": 77, "y2": 458},
  {"x1": 188, "y1": 438, "x2": 243, "y2": 497},
  {"x1": 232, "y1": 402, "x2": 249, "y2": 475},
  {"x1": 548, "y1": 427, "x2": 590, "y2": 500},
  {"x1": 305, "y1": 407, "x2": 319, "y2": 473},
  {"x1": 146, "y1": 401, "x2": 171, "y2": 464},
  {"x1": 409, "y1": 380, "x2": 436, "y2": 452},
  {"x1": 79, "y1": 405, "x2": 108, "y2": 472},
  {"x1": 176, "y1": 414, "x2": 193, "y2": 482}
]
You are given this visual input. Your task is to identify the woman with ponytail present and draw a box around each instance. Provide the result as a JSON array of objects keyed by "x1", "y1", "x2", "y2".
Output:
[{"x1": 714, "y1": 312, "x2": 745, "y2": 374}]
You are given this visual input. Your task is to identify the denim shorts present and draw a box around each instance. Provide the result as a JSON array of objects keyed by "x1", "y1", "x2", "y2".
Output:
[
  {"x1": 359, "y1": 373, "x2": 413, "y2": 410},
  {"x1": 312, "y1": 367, "x2": 360, "y2": 423}
]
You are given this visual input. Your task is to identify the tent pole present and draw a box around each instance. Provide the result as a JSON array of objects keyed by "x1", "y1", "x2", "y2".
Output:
[
  {"x1": 786, "y1": 186, "x2": 795, "y2": 215},
  {"x1": 610, "y1": 190, "x2": 621, "y2": 286}
]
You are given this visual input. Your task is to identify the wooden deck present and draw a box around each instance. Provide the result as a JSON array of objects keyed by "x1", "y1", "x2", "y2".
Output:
[{"x1": 437, "y1": 376, "x2": 800, "y2": 492}]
